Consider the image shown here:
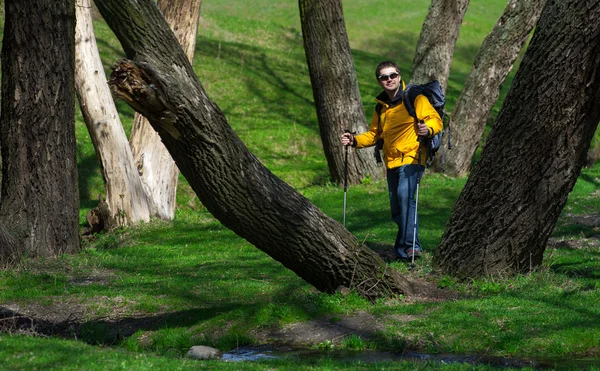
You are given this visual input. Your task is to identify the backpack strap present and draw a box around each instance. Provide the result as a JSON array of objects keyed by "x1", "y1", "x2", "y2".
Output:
[
  {"x1": 374, "y1": 103, "x2": 384, "y2": 165},
  {"x1": 402, "y1": 85, "x2": 434, "y2": 164}
]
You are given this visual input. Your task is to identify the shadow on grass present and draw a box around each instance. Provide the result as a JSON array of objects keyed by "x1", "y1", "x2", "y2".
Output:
[
  {"x1": 0, "y1": 305, "x2": 239, "y2": 346},
  {"x1": 0, "y1": 219, "x2": 321, "y2": 347},
  {"x1": 578, "y1": 172, "x2": 600, "y2": 188},
  {"x1": 547, "y1": 241, "x2": 600, "y2": 281},
  {"x1": 0, "y1": 277, "x2": 310, "y2": 348}
]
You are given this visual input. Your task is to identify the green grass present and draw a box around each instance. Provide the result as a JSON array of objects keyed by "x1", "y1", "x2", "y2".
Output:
[{"x1": 2, "y1": 0, "x2": 600, "y2": 370}]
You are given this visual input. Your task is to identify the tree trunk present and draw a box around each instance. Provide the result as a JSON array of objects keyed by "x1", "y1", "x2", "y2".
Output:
[
  {"x1": 94, "y1": 0, "x2": 415, "y2": 300},
  {"x1": 0, "y1": 0, "x2": 80, "y2": 263},
  {"x1": 433, "y1": 0, "x2": 546, "y2": 175},
  {"x1": 410, "y1": 0, "x2": 470, "y2": 93},
  {"x1": 128, "y1": 0, "x2": 202, "y2": 219},
  {"x1": 75, "y1": 0, "x2": 151, "y2": 227},
  {"x1": 0, "y1": 221, "x2": 17, "y2": 267},
  {"x1": 434, "y1": 0, "x2": 600, "y2": 279},
  {"x1": 586, "y1": 135, "x2": 600, "y2": 167},
  {"x1": 298, "y1": 0, "x2": 381, "y2": 185}
]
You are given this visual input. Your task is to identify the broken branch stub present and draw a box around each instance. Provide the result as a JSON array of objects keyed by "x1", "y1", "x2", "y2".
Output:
[{"x1": 109, "y1": 59, "x2": 180, "y2": 138}]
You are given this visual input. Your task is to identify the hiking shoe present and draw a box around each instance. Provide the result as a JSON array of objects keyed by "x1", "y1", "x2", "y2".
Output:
[
  {"x1": 394, "y1": 246, "x2": 408, "y2": 260},
  {"x1": 405, "y1": 247, "x2": 422, "y2": 258}
]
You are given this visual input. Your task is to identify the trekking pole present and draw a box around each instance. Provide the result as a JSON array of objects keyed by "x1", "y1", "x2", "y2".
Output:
[
  {"x1": 411, "y1": 171, "x2": 421, "y2": 267},
  {"x1": 343, "y1": 129, "x2": 351, "y2": 227},
  {"x1": 411, "y1": 137, "x2": 423, "y2": 267}
]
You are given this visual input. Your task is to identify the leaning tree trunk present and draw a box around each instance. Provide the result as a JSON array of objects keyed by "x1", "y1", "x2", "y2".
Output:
[
  {"x1": 433, "y1": 0, "x2": 547, "y2": 175},
  {"x1": 410, "y1": 0, "x2": 470, "y2": 93},
  {"x1": 75, "y1": 0, "x2": 151, "y2": 228},
  {"x1": 434, "y1": 0, "x2": 600, "y2": 279},
  {"x1": 128, "y1": 0, "x2": 202, "y2": 220},
  {"x1": 0, "y1": 0, "x2": 79, "y2": 263},
  {"x1": 94, "y1": 0, "x2": 415, "y2": 300},
  {"x1": 299, "y1": 0, "x2": 381, "y2": 185}
]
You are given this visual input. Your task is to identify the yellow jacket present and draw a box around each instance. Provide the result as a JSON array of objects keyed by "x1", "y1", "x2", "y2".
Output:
[{"x1": 354, "y1": 89, "x2": 443, "y2": 169}]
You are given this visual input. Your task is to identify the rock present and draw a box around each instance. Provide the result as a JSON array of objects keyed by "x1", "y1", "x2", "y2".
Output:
[
  {"x1": 188, "y1": 345, "x2": 222, "y2": 360},
  {"x1": 336, "y1": 286, "x2": 351, "y2": 296}
]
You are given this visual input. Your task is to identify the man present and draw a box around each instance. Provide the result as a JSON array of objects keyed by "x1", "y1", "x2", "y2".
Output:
[{"x1": 341, "y1": 61, "x2": 442, "y2": 260}]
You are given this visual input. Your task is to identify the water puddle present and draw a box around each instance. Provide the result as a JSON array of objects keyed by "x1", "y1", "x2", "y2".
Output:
[
  {"x1": 222, "y1": 346, "x2": 600, "y2": 369},
  {"x1": 221, "y1": 347, "x2": 278, "y2": 362}
]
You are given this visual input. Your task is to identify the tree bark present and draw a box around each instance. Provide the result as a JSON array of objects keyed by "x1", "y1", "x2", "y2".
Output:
[
  {"x1": 94, "y1": 0, "x2": 415, "y2": 300},
  {"x1": 128, "y1": 0, "x2": 202, "y2": 219},
  {"x1": 298, "y1": 0, "x2": 381, "y2": 185},
  {"x1": 75, "y1": 0, "x2": 151, "y2": 227},
  {"x1": 0, "y1": 0, "x2": 80, "y2": 263},
  {"x1": 410, "y1": 0, "x2": 470, "y2": 93},
  {"x1": 434, "y1": 0, "x2": 600, "y2": 279},
  {"x1": 0, "y1": 221, "x2": 17, "y2": 267},
  {"x1": 433, "y1": 0, "x2": 546, "y2": 175}
]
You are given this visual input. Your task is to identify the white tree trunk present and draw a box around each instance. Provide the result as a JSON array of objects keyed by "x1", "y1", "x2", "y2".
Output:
[
  {"x1": 74, "y1": 0, "x2": 151, "y2": 226},
  {"x1": 129, "y1": 0, "x2": 202, "y2": 220}
]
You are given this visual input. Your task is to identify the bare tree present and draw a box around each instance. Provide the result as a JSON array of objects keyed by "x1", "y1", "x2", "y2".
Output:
[
  {"x1": 433, "y1": 0, "x2": 547, "y2": 175},
  {"x1": 434, "y1": 0, "x2": 600, "y2": 279},
  {"x1": 298, "y1": 0, "x2": 381, "y2": 185},
  {"x1": 410, "y1": 0, "x2": 470, "y2": 93},
  {"x1": 0, "y1": 0, "x2": 79, "y2": 264},
  {"x1": 75, "y1": 0, "x2": 151, "y2": 228},
  {"x1": 93, "y1": 0, "x2": 416, "y2": 300},
  {"x1": 74, "y1": 0, "x2": 202, "y2": 228}
]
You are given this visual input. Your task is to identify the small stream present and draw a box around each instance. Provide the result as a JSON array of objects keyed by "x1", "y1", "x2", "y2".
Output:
[{"x1": 222, "y1": 346, "x2": 600, "y2": 369}]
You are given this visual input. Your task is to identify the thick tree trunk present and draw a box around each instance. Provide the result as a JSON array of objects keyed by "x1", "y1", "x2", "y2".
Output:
[
  {"x1": 0, "y1": 0, "x2": 80, "y2": 263},
  {"x1": 434, "y1": 0, "x2": 600, "y2": 279},
  {"x1": 433, "y1": 0, "x2": 546, "y2": 175},
  {"x1": 128, "y1": 0, "x2": 202, "y2": 219},
  {"x1": 75, "y1": 0, "x2": 151, "y2": 227},
  {"x1": 94, "y1": 0, "x2": 415, "y2": 300},
  {"x1": 410, "y1": 0, "x2": 470, "y2": 93},
  {"x1": 298, "y1": 0, "x2": 381, "y2": 185}
]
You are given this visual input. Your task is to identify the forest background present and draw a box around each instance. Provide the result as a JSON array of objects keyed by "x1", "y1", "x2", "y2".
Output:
[{"x1": 1, "y1": 0, "x2": 599, "y2": 370}]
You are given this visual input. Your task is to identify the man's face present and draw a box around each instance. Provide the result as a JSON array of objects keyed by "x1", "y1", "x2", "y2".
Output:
[{"x1": 377, "y1": 67, "x2": 401, "y2": 94}]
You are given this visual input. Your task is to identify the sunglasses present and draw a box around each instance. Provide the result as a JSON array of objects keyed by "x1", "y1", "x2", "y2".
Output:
[{"x1": 378, "y1": 72, "x2": 399, "y2": 81}]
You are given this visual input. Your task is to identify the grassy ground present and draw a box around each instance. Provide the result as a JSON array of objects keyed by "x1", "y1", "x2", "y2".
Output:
[{"x1": 2, "y1": 0, "x2": 600, "y2": 370}]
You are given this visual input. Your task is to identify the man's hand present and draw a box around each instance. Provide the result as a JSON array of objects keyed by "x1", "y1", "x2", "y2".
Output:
[
  {"x1": 341, "y1": 132, "x2": 354, "y2": 146},
  {"x1": 417, "y1": 122, "x2": 430, "y2": 137}
]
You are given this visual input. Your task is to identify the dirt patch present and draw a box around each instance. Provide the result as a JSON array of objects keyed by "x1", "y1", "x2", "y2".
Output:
[
  {"x1": 251, "y1": 272, "x2": 458, "y2": 347},
  {"x1": 566, "y1": 213, "x2": 600, "y2": 228},
  {"x1": 253, "y1": 310, "x2": 431, "y2": 347},
  {"x1": 0, "y1": 301, "x2": 85, "y2": 336},
  {"x1": 0, "y1": 301, "x2": 174, "y2": 345},
  {"x1": 548, "y1": 236, "x2": 600, "y2": 250},
  {"x1": 254, "y1": 311, "x2": 383, "y2": 346}
]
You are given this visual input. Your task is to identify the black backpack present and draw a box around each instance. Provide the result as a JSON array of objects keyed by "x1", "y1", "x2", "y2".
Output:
[{"x1": 374, "y1": 80, "x2": 450, "y2": 167}]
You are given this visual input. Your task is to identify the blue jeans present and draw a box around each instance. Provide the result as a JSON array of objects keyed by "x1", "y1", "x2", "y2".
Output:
[{"x1": 387, "y1": 164, "x2": 424, "y2": 258}]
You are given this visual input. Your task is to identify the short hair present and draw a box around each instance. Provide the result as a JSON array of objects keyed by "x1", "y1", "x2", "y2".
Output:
[{"x1": 375, "y1": 61, "x2": 401, "y2": 78}]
